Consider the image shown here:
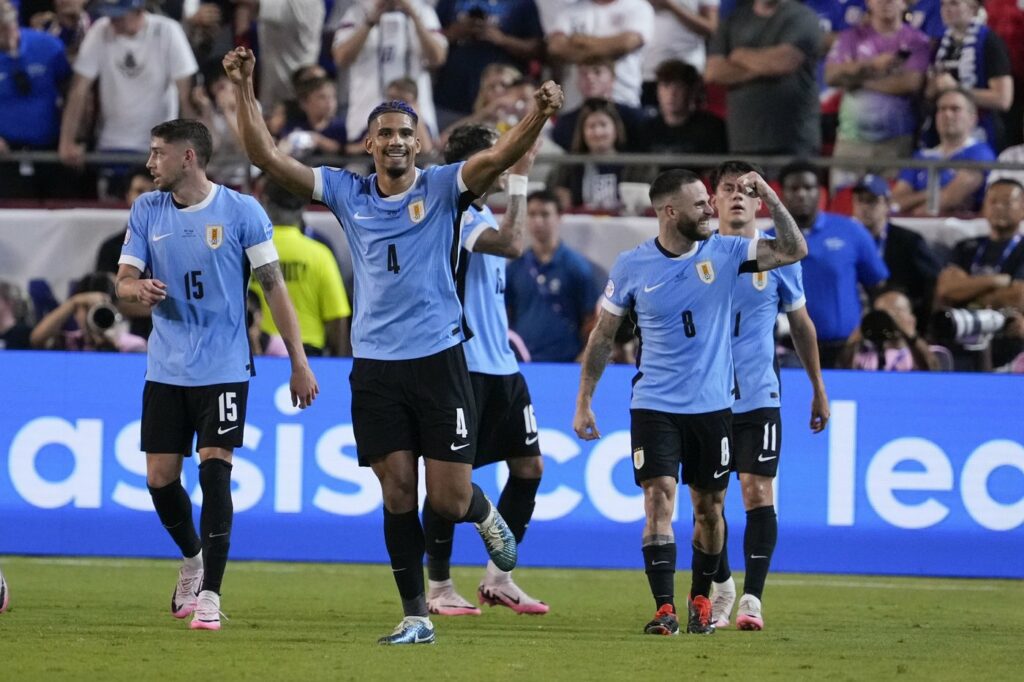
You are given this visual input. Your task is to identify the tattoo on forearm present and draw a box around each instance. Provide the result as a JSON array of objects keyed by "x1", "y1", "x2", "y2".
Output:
[
  {"x1": 766, "y1": 197, "x2": 805, "y2": 259},
  {"x1": 580, "y1": 334, "x2": 613, "y2": 398},
  {"x1": 254, "y1": 262, "x2": 280, "y2": 294},
  {"x1": 503, "y1": 194, "x2": 525, "y2": 242}
]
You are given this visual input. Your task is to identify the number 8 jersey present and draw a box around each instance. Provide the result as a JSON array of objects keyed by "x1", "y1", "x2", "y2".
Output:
[
  {"x1": 602, "y1": 234, "x2": 758, "y2": 414},
  {"x1": 120, "y1": 184, "x2": 278, "y2": 386}
]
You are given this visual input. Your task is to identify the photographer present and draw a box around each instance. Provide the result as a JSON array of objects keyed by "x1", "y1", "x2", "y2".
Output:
[
  {"x1": 29, "y1": 272, "x2": 146, "y2": 352},
  {"x1": 841, "y1": 290, "x2": 940, "y2": 371}
]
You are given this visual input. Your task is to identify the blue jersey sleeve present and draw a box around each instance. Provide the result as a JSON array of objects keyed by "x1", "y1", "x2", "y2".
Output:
[
  {"x1": 240, "y1": 196, "x2": 274, "y2": 248},
  {"x1": 724, "y1": 234, "x2": 756, "y2": 272},
  {"x1": 777, "y1": 261, "x2": 806, "y2": 311},
  {"x1": 119, "y1": 196, "x2": 151, "y2": 271},
  {"x1": 602, "y1": 252, "x2": 635, "y2": 316},
  {"x1": 426, "y1": 161, "x2": 468, "y2": 206},
  {"x1": 313, "y1": 166, "x2": 357, "y2": 223},
  {"x1": 855, "y1": 226, "x2": 890, "y2": 287}
]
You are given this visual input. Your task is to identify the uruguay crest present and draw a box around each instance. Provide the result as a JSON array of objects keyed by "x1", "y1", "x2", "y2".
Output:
[
  {"x1": 205, "y1": 224, "x2": 224, "y2": 249},
  {"x1": 633, "y1": 447, "x2": 645, "y2": 470},
  {"x1": 752, "y1": 271, "x2": 768, "y2": 291},
  {"x1": 408, "y1": 199, "x2": 425, "y2": 223},
  {"x1": 696, "y1": 260, "x2": 715, "y2": 284}
]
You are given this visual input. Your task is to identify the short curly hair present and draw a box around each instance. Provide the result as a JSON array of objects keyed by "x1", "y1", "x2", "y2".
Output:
[{"x1": 366, "y1": 100, "x2": 419, "y2": 128}]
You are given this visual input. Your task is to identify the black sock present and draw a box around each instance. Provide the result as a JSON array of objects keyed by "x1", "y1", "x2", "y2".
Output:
[
  {"x1": 642, "y1": 543, "x2": 676, "y2": 609},
  {"x1": 690, "y1": 545, "x2": 721, "y2": 600},
  {"x1": 384, "y1": 508, "x2": 427, "y2": 617},
  {"x1": 198, "y1": 459, "x2": 233, "y2": 595},
  {"x1": 497, "y1": 475, "x2": 540, "y2": 544},
  {"x1": 743, "y1": 505, "x2": 777, "y2": 599},
  {"x1": 148, "y1": 479, "x2": 202, "y2": 558},
  {"x1": 713, "y1": 517, "x2": 732, "y2": 583},
  {"x1": 422, "y1": 499, "x2": 455, "y2": 582},
  {"x1": 458, "y1": 483, "x2": 490, "y2": 524}
]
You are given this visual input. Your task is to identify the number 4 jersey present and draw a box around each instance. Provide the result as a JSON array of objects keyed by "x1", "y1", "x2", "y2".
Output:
[
  {"x1": 120, "y1": 184, "x2": 278, "y2": 386},
  {"x1": 602, "y1": 234, "x2": 758, "y2": 415}
]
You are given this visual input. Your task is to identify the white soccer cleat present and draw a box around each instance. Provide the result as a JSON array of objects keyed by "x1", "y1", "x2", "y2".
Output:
[
  {"x1": 427, "y1": 580, "x2": 481, "y2": 616},
  {"x1": 0, "y1": 568, "x2": 9, "y2": 614},
  {"x1": 170, "y1": 562, "x2": 203, "y2": 619},
  {"x1": 736, "y1": 593, "x2": 764, "y2": 631},
  {"x1": 710, "y1": 576, "x2": 736, "y2": 628},
  {"x1": 190, "y1": 590, "x2": 222, "y2": 630},
  {"x1": 478, "y1": 575, "x2": 549, "y2": 615}
]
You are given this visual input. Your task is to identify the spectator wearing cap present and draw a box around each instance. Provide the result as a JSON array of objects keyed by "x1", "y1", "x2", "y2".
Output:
[
  {"x1": 851, "y1": 174, "x2": 943, "y2": 332},
  {"x1": 551, "y1": 58, "x2": 645, "y2": 151},
  {"x1": 636, "y1": 59, "x2": 726, "y2": 162}
]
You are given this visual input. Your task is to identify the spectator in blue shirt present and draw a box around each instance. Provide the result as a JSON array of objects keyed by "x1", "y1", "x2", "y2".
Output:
[
  {"x1": 779, "y1": 161, "x2": 889, "y2": 368},
  {"x1": 506, "y1": 189, "x2": 602, "y2": 362}
]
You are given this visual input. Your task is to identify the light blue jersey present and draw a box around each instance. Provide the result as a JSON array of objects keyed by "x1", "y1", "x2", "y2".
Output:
[
  {"x1": 603, "y1": 234, "x2": 758, "y2": 414},
  {"x1": 461, "y1": 205, "x2": 518, "y2": 376},
  {"x1": 731, "y1": 231, "x2": 806, "y2": 414},
  {"x1": 119, "y1": 185, "x2": 277, "y2": 386},
  {"x1": 313, "y1": 163, "x2": 472, "y2": 360}
]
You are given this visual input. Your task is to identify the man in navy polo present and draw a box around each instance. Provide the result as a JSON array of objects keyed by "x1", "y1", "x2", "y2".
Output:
[{"x1": 778, "y1": 161, "x2": 889, "y2": 368}]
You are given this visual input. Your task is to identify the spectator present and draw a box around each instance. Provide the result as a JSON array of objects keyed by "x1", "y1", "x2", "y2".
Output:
[
  {"x1": 551, "y1": 58, "x2": 646, "y2": 151},
  {"x1": 506, "y1": 189, "x2": 602, "y2": 362},
  {"x1": 27, "y1": 0, "x2": 90, "y2": 60},
  {"x1": 928, "y1": 0, "x2": 1013, "y2": 150},
  {"x1": 440, "y1": 64, "x2": 523, "y2": 138},
  {"x1": 637, "y1": 59, "x2": 727, "y2": 160},
  {"x1": 706, "y1": 0, "x2": 822, "y2": 156},
  {"x1": 546, "y1": 0, "x2": 655, "y2": 110},
  {"x1": 277, "y1": 76, "x2": 348, "y2": 156},
  {"x1": 988, "y1": 115, "x2": 1024, "y2": 186},
  {"x1": 825, "y1": 0, "x2": 931, "y2": 190},
  {"x1": 841, "y1": 289, "x2": 940, "y2": 370},
  {"x1": 892, "y1": 87, "x2": 996, "y2": 215},
  {"x1": 57, "y1": 0, "x2": 198, "y2": 196},
  {"x1": 640, "y1": 0, "x2": 718, "y2": 107},
  {"x1": 0, "y1": 0, "x2": 72, "y2": 199},
  {"x1": 251, "y1": 180, "x2": 352, "y2": 357},
  {"x1": 332, "y1": 0, "x2": 447, "y2": 145},
  {"x1": 29, "y1": 271, "x2": 147, "y2": 352},
  {"x1": 0, "y1": 279, "x2": 32, "y2": 350},
  {"x1": 193, "y1": 67, "x2": 249, "y2": 188},
  {"x1": 433, "y1": 0, "x2": 544, "y2": 129},
  {"x1": 256, "y1": 0, "x2": 325, "y2": 112},
  {"x1": 935, "y1": 178, "x2": 1024, "y2": 366},
  {"x1": 779, "y1": 161, "x2": 889, "y2": 368},
  {"x1": 851, "y1": 174, "x2": 943, "y2": 332},
  {"x1": 986, "y1": 0, "x2": 1024, "y2": 148},
  {"x1": 831, "y1": 0, "x2": 946, "y2": 40},
  {"x1": 548, "y1": 98, "x2": 651, "y2": 212},
  {"x1": 266, "y1": 64, "x2": 329, "y2": 137},
  {"x1": 385, "y1": 76, "x2": 436, "y2": 154},
  {"x1": 182, "y1": 2, "x2": 233, "y2": 75}
]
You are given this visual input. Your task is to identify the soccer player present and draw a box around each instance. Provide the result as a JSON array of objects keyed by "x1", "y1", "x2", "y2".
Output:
[
  {"x1": 223, "y1": 47, "x2": 563, "y2": 644},
  {"x1": 707, "y1": 161, "x2": 830, "y2": 631},
  {"x1": 116, "y1": 119, "x2": 319, "y2": 631},
  {"x1": 573, "y1": 168, "x2": 807, "y2": 636},
  {"x1": 422, "y1": 125, "x2": 548, "y2": 618}
]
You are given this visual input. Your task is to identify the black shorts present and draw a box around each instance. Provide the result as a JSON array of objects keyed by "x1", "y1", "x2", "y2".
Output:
[
  {"x1": 732, "y1": 407, "x2": 782, "y2": 478},
  {"x1": 140, "y1": 380, "x2": 249, "y2": 455},
  {"x1": 470, "y1": 372, "x2": 542, "y2": 468},
  {"x1": 350, "y1": 344, "x2": 477, "y2": 466},
  {"x1": 630, "y1": 408, "x2": 733, "y2": 491}
]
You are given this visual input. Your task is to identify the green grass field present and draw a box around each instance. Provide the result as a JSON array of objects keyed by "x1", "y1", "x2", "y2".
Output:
[{"x1": 0, "y1": 556, "x2": 1019, "y2": 681}]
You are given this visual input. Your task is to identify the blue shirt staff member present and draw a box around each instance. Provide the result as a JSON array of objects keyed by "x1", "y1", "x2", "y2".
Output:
[
  {"x1": 116, "y1": 119, "x2": 319, "y2": 632},
  {"x1": 224, "y1": 46, "x2": 564, "y2": 645},
  {"x1": 573, "y1": 168, "x2": 808, "y2": 637}
]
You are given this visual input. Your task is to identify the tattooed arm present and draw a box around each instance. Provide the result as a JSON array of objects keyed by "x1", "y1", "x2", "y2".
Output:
[
  {"x1": 573, "y1": 307, "x2": 623, "y2": 440},
  {"x1": 254, "y1": 262, "x2": 319, "y2": 408},
  {"x1": 734, "y1": 171, "x2": 809, "y2": 271},
  {"x1": 467, "y1": 144, "x2": 538, "y2": 259}
]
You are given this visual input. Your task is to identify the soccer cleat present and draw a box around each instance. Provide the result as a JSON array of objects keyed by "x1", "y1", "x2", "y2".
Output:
[
  {"x1": 377, "y1": 616, "x2": 436, "y2": 645},
  {"x1": 170, "y1": 563, "x2": 203, "y2": 619},
  {"x1": 189, "y1": 590, "x2": 222, "y2": 631},
  {"x1": 687, "y1": 595, "x2": 715, "y2": 634},
  {"x1": 0, "y1": 568, "x2": 9, "y2": 614},
  {"x1": 710, "y1": 576, "x2": 736, "y2": 629},
  {"x1": 643, "y1": 603, "x2": 679, "y2": 635},
  {"x1": 427, "y1": 580, "x2": 481, "y2": 616},
  {"x1": 736, "y1": 594, "x2": 764, "y2": 631},
  {"x1": 474, "y1": 503, "x2": 517, "y2": 572},
  {"x1": 478, "y1": 577, "x2": 549, "y2": 615}
]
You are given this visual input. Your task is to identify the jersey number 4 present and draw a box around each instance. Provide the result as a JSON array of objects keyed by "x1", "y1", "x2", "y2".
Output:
[{"x1": 387, "y1": 244, "x2": 401, "y2": 274}]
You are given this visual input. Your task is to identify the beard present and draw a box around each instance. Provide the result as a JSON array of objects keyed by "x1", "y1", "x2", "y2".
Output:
[{"x1": 383, "y1": 165, "x2": 407, "y2": 179}]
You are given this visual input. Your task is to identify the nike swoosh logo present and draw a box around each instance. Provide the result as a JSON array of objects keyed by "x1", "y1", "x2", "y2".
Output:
[
  {"x1": 713, "y1": 469, "x2": 728, "y2": 479},
  {"x1": 217, "y1": 425, "x2": 238, "y2": 435},
  {"x1": 651, "y1": 560, "x2": 671, "y2": 566},
  {"x1": 450, "y1": 442, "x2": 470, "y2": 451},
  {"x1": 353, "y1": 212, "x2": 374, "y2": 220},
  {"x1": 414, "y1": 633, "x2": 433, "y2": 643},
  {"x1": 525, "y1": 434, "x2": 539, "y2": 445},
  {"x1": 499, "y1": 592, "x2": 521, "y2": 605},
  {"x1": 750, "y1": 555, "x2": 768, "y2": 559},
  {"x1": 643, "y1": 282, "x2": 667, "y2": 293},
  {"x1": 152, "y1": 233, "x2": 173, "y2": 242},
  {"x1": 208, "y1": 531, "x2": 230, "y2": 538},
  {"x1": 757, "y1": 454, "x2": 778, "y2": 462},
  {"x1": 433, "y1": 537, "x2": 453, "y2": 544}
]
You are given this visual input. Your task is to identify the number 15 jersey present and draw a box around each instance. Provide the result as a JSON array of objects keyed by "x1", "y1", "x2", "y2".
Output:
[{"x1": 602, "y1": 234, "x2": 758, "y2": 415}]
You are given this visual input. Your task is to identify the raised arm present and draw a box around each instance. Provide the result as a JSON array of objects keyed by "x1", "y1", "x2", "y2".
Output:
[
  {"x1": 460, "y1": 81, "x2": 563, "y2": 197},
  {"x1": 785, "y1": 305, "x2": 829, "y2": 432},
  {"x1": 469, "y1": 142, "x2": 538, "y2": 258},
  {"x1": 738, "y1": 172, "x2": 808, "y2": 270},
  {"x1": 573, "y1": 307, "x2": 623, "y2": 441},
  {"x1": 223, "y1": 48, "x2": 315, "y2": 199}
]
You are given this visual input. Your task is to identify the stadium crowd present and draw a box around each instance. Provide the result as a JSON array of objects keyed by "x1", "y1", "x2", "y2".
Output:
[{"x1": 1, "y1": 0, "x2": 1023, "y2": 371}]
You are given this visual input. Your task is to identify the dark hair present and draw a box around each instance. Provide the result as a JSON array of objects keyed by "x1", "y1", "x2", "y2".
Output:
[
  {"x1": 150, "y1": 119, "x2": 213, "y2": 168},
  {"x1": 649, "y1": 168, "x2": 702, "y2": 204},
  {"x1": 444, "y1": 123, "x2": 499, "y2": 164},
  {"x1": 386, "y1": 76, "x2": 419, "y2": 100},
  {"x1": 127, "y1": 165, "x2": 151, "y2": 183},
  {"x1": 290, "y1": 64, "x2": 327, "y2": 89},
  {"x1": 570, "y1": 98, "x2": 627, "y2": 154},
  {"x1": 710, "y1": 160, "x2": 763, "y2": 190},
  {"x1": 295, "y1": 76, "x2": 332, "y2": 102},
  {"x1": 934, "y1": 86, "x2": 977, "y2": 112},
  {"x1": 778, "y1": 160, "x2": 820, "y2": 187},
  {"x1": 75, "y1": 271, "x2": 116, "y2": 298},
  {"x1": 263, "y1": 178, "x2": 308, "y2": 214},
  {"x1": 527, "y1": 189, "x2": 562, "y2": 214},
  {"x1": 987, "y1": 178, "x2": 1024, "y2": 195},
  {"x1": 367, "y1": 100, "x2": 419, "y2": 129},
  {"x1": 654, "y1": 59, "x2": 701, "y2": 89}
]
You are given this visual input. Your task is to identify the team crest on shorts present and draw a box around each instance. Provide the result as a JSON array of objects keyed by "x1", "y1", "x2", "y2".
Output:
[
  {"x1": 696, "y1": 260, "x2": 715, "y2": 284},
  {"x1": 205, "y1": 225, "x2": 224, "y2": 249},
  {"x1": 632, "y1": 447, "x2": 645, "y2": 470},
  {"x1": 752, "y1": 271, "x2": 768, "y2": 291},
  {"x1": 408, "y1": 199, "x2": 426, "y2": 223}
]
